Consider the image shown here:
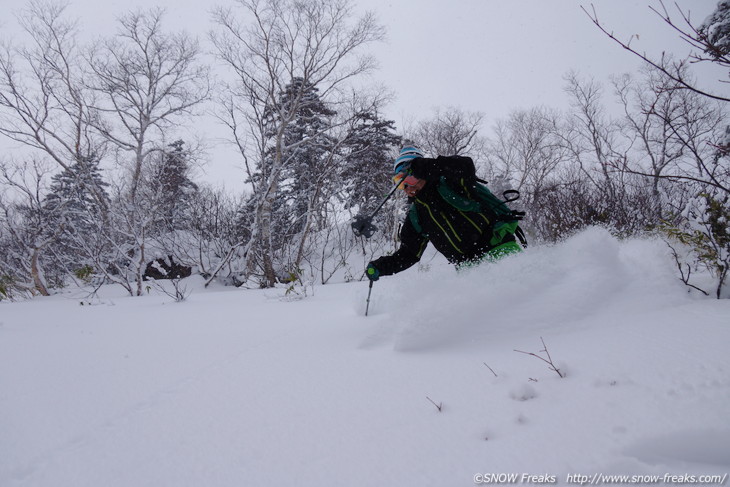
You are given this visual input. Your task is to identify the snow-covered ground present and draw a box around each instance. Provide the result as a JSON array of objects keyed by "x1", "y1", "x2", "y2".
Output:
[{"x1": 2, "y1": 227, "x2": 729, "y2": 487}]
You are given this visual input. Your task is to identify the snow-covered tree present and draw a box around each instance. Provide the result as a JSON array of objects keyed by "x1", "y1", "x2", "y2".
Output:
[
  {"x1": 340, "y1": 110, "x2": 402, "y2": 214},
  {"x1": 85, "y1": 8, "x2": 210, "y2": 296},
  {"x1": 44, "y1": 155, "x2": 109, "y2": 228},
  {"x1": 41, "y1": 154, "x2": 110, "y2": 280},
  {"x1": 210, "y1": 0, "x2": 384, "y2": 287},
  {"x1": 0, "y1": 158, "x2": 67, "y2": 296},
  {"x1": 269, "y1": 79, "x2": 336, "y2": 242},
  {"x1": 148, "y1": 140, "x2": 199, "y2": 233},
  {"x1": 699, "y1": 1, "x2": 730, "y2": 62},
  {"x1": 663, "y1": 191, "x2": 730, "y2": 298}
]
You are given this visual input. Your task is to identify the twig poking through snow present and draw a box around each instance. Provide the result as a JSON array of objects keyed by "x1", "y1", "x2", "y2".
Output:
[
  {"x1": 514, "y1": 337, "x2": 565, "y2": 378},
  {"x1": 426, "y1": 396, "x2": 443, "y2": 412},
  {"x1": 483, "y1": 362, "x2": 498, "y2": 377}
]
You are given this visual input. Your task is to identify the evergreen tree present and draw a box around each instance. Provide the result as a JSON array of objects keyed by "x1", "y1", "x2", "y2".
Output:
[
  {"x1": 264, "y1": 78, "x2": 337, "y2": 250},
  {"x1": 150, "y1": 140, "x2": 199, "y2": 232},
  {"x1": 340, "y1": 110, "x2": 402, "y2": 213},
  {"x1": 700, "y1": 1, "x2": 730, "y2": 60},
  {"x1": 43, "y1": 155, "x2": 110, "y2": 278},
  {"x1": 44, "y1": 155, "x2": 109, "y2": 228}
]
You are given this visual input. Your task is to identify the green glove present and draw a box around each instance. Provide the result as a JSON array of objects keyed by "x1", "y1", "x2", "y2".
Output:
[{"x1": 366, "y1": 263, "x2": 380, "y2": 281}]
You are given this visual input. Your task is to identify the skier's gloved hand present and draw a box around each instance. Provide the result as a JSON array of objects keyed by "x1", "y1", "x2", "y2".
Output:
[
  {"x1": 366, "y1": 263, "x2": 380, "y2": 281},
  {"x1": 351, "y1": 215, "x2": 377, "y2": 238}
]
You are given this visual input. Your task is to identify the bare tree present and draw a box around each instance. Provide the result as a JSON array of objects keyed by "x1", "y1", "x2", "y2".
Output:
[
  {"x1": 0, "y1": 157, "x2": 66, "y2": 296},
  {"x1": 85, "y1": 8, "x2": 211, "y2": 295},
  {"x1": 488, "y1": 106, "x2": 569, "y2": 206},
  {"x1": 0, "y1": 0, "x2": 108, "y2": 212},
  {"x1": 583, "y1": 1, "x2": 730, "y2": 104},
  {"x1": 613, "y1": 64, "x2": 725, "y2": 220},
  {"x1": 561, "y1": 72, "x2": 628, "y2": 200},
  {"x1": 583, "y1": 1, "x2": 730, "y2": 196},
  {"x1": 210, "y1": 0, "x2": 385, "y2": 287},
  {"x1": 408, "y1": 106, "x2": 486, "y2": 157},
  {"x1": 87, "y1": 8, "x2": 210, "y2": 204},
  {"x1": 558, "y1": 72, "x2": 665, "y2": 235}
]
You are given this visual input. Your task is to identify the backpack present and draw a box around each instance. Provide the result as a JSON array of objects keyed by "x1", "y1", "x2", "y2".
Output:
[
  {"x1": 408, "y1": 159, "x2": 528, "y2": 248},
  {"x1": 469, "y1": 179, "x2": 528, "y2": 248}
]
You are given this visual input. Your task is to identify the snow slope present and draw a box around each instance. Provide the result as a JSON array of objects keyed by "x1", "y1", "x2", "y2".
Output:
[{"x1": 1, "y1": 227, "x2": 729, "y2": 487}]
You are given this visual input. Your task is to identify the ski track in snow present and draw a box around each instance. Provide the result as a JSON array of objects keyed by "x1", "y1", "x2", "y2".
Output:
[{"x1": 1, "y1": 228, "x2": 729, "y2": 486}]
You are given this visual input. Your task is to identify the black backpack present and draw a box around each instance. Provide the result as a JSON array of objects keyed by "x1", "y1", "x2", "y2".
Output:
[{"x1": 408, "y1": 157, "x2": 528, "y2": 248}]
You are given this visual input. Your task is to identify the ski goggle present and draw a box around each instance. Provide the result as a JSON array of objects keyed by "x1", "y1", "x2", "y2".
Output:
[{"x1": 392, "y1": 173, "x2": 420, "y2": 190}]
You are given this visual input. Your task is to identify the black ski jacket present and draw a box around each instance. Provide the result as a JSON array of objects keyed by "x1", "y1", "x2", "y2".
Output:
[{"x1": 371, "y1": 156, "x2": 515, "y2": 277}]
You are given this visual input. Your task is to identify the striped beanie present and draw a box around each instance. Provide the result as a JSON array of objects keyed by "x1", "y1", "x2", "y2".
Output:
[{"x1": 393, "y1": 146, "x2": 424, "y2": 175}]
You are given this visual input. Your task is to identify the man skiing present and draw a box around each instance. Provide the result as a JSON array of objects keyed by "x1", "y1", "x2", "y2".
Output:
[{"x1": 365, "y1": 146, "x2": 523, "y2": 281}]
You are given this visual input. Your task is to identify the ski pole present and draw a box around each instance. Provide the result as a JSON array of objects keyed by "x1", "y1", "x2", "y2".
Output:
[
  {"x1": 351, "y1": 174, "x2": 405, "y2": 238},
  {"x1": 368, "y1": 177, "x2": 403, "y2": 220},
  {"x1": 365, "y1": 279, "x2": 374, "y2": 316}
]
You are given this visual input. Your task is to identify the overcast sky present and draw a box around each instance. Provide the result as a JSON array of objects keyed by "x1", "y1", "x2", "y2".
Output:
[{"x1": 1, "y1": 0, "x2": 724, "y2": 190}]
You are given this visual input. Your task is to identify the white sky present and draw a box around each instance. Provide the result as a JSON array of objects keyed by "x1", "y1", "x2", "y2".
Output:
[{"x1": 0, "y1": 0, "x2": 724, "y2": 191}]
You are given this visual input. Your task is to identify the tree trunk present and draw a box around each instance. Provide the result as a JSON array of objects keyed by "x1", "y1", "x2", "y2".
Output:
[
  {"x1": 30, "y1": 248, "x2": 50, "y2": 296},
  {"x1": 293, "y1": 184, "x2": 323, "y2": 273},
  {"x1": 259, "y1": 183, "x2": 278, "y2": 287}
]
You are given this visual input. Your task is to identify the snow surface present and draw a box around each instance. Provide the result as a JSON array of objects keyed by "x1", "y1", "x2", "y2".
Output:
[{"x1": 1, "y1": 227, "x2": 729, "y2": 487}]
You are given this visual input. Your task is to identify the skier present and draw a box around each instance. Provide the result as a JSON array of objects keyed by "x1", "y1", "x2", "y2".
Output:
[{"x1": 365, "y1": 146, "x2": 523, "y2": 281}]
